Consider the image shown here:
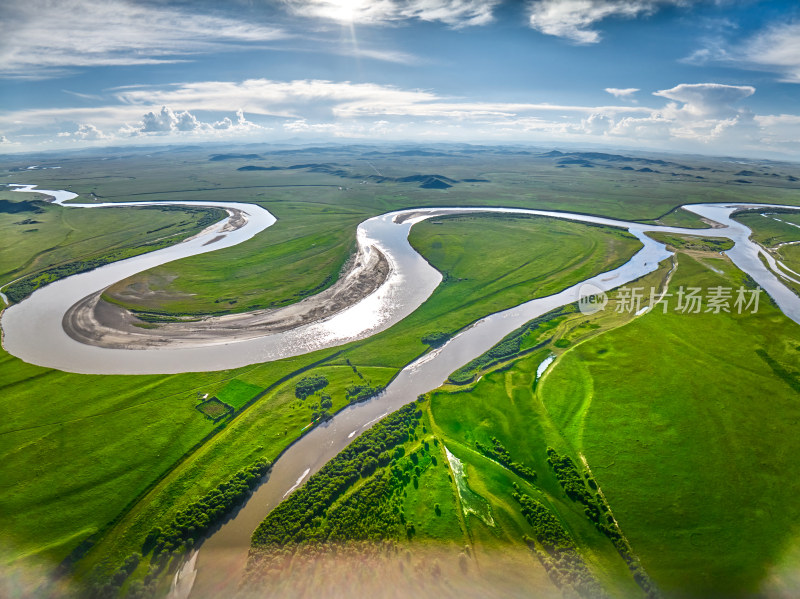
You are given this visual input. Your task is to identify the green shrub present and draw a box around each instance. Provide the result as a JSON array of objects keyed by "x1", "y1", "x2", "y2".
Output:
[{"x1": 295, "y1": 375, "x2": 329, "y2": 399}]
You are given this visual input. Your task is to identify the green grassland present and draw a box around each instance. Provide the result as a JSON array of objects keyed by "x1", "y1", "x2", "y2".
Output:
[
  {"x1": 735, "y1": 211, "x2": 800, "y2": 247},
  {"x1": 539, "y1": 252, "x2": 800, "y2": 596},
  {"x1": 73, "y1": 213, "x2": 640, "y2": 586},
  {"x1": 244, "y1": 403, "x2": 563, "y2": 598},
  {"x1": 0, "y1": 202, "x2": 642, "y2": 595},
  {"x1": 646, "y1": 231, "x2": 734, "y2": 253},
  {"x1": 777, "y1": 243, "x2": 800, "y2": 276},
  {"x1": 241, "y1": 263, "x2": 678, "y2": 598},
  {"x1": 8, "y1": 146, "x2": 797, "y2": 318},
  {"x1": 243, "y1": 245, "x2": 800, "y2": 597},
  {"x1": 0, "y1": 191, "x2": 225, "y2": 302}
]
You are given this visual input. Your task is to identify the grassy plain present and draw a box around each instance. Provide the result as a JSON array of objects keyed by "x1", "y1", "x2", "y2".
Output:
[
  {"x1": 0, "y1": 191, "x2": 223, "y2": 301},
  {"x1": 735, "y1": 211, "x2": 800, "y2": 247},
  {"x1": 252, "y1": 244, "x2": 800, "y2": 596},
  {"x1": 244, "y1": 403, "x2": 563, "y2": 599},
  {"x1": 0, "y1": 180, "x2": 642, "y2": 597},
  {"x1": 9, "y1": 146, "x2": 796, "y2": 317},
  {"x1": 539, "y1": 253, "x2": 800, "y2": 596},
  {"x1": 75, "y1": 212, "x2": 640, "y2": 583},
  {"x1": 240, "y1": 263, "x2": 678, "y2": 598}
]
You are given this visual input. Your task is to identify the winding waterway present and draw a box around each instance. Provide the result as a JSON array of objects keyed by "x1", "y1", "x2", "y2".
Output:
[{"x1": 3, "y1": 184, "x2": 800, "y2": 597}]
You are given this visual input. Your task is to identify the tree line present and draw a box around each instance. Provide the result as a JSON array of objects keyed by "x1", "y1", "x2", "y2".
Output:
[
  {"x1": 546, "y1": 448, "x2": 660, "y2": 598},
  {"x1": 475, "y1": 437, "x2": 537, "y2": 482},
  {"x1": 513, "y1": 487, "x2": 608, "y2": 599}
]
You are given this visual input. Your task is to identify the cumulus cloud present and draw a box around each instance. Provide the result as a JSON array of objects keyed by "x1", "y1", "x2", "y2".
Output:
[
  {"x1": 140, "y1": 106, "x2": 196, "y2": 133},
  {"x1": 571, "y1": 83, "x2": 758, "y2": 145},
  {"x1": 605, "y1": 87, "x2": 639, "y2": 98},
  {"x1": 282, "y1": 0, "x2": 499, "y2": 27},
  {"x1": 53, "y1": 124, "x2": 109, "y2": 141},
  {"x1": 125, "y1": 106, "x2": 264, "y2": 137},
  {"x1": 0, "y1": 135, "x2": 12, "y2": 144},
  {"x1": 0, "y1": 0, "x2": 286, "y2": 77},
  {"x1": 527, "y1": 0, "x2": 693, "y2": 44},
  {"x1": 213, "y1": 109, "x2": 263, "y2": 131},
  {"x1": 74, "y1": 124, "x2": 109, "y2": 140}
]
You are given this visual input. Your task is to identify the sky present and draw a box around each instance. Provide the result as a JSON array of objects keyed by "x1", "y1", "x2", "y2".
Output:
[{"x1": 1, "y1": 0, "x2": 799, "y2": 158}]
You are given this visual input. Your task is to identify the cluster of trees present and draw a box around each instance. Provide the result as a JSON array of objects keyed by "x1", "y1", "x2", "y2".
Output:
[
  {"x1": 546, "y1": 448, "x2": 598, "y2": 506},
  {"x1": 251, "y1": 404, "x2": 422, "y2": 549},
  {"x1": 513, "y1": 489, "x2": 608, "y2": 599},
  {"x1": 295, "y1": 375, "x2": 329, "y2": 399},
  {"x1": 144, "y1": 458, "x2": 271, "y2": 557},
  {"x1": 475, "y1": 437, "x2": 537, "y2": 482},
  {"x1": 546, "y1": 448, "x2": 660, "y2": 598},
  {"x1": 449, "y1": 336, "x2": 522, "y2": 384},
  {"x1": 7, "y1": 254, "x2": 136, "y2": 303},
  {"x1": 421, "y1": 331, "x2": 450, "y2": 347},
  {"x1": 246, "y1": 406, "x2": 445, "y2": 585},
  {"x1": 345, "y1": 384, "x2": 383, "y2": 403},
  {"x1": 0, "y1": 198, "x2": 44, "y2": 214},
  {"x1": 88, "y1": 553, "x2": 151, "y2": 599}
]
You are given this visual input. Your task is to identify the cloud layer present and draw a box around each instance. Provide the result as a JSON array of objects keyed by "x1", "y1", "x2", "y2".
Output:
[
  {"x1": 724, "y1": 22, "x2": 800, "y2": 83},
  {"x1": 1, "y1": 76, "x2": 792, "y2": 157},
  {"x1": 0, "y1": 0, "x2": 286, "y2": 77},
  {"x1": 527, "y1": 0, "x2": 692, "y2": 44}
]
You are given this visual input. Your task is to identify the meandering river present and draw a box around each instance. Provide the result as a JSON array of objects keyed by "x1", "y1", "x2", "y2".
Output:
[{"x1": 3, "y1": 184, "x2": 800, "y2": 597}]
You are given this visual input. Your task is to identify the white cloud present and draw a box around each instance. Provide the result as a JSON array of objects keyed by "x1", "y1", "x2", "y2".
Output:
[
  {"x1": 282, "y1": 0, "x2": 499, "y2": 27},
  {"x1": 567, "y1": 83, "x2": 759, "y2": 146},
  {"x1": 527, "y1": 0, "x2": 692, "y2": 44},
  {"x1": 732, "y1": 22, "x2": 800, "y2": 83},
  {"x1": 684, "y1": 21, "x2": 800, "y2": 84},
  {"x1": 111, "y1": 78, "x2": 654, "y2": 122},
  {"x1": 0, "y1": 135, "x2": 13, "y2": 144},
  {"x1": 283, "y1": 119, "x2": 340, "y2": 133},
  {"x1": 127, "y1": 106, "x2": 264, "y2": 136},
  {"x1": 605, "y1": 87, "x2": 639, "y2": 98},
  {"x1": 653, "y1": 82, "x2": 754, "y2": 118},
  {"x1": 142, "y1": 106, "x2": 206, "y2": 133},
  {"x1": 114, "y1": 79, "x2": 443, "y2": 119},
  {"x1": 51, "y1": 123, "x2": 109, "y2": 142},
  {"x1": 1, "y1": 76, "x2": 798, "y2": 158},
  {"x1": 0, "y1": 0, "x2": 287, "y2": 77},
  {"x1": 214, "y1": 109, "x2": 263, "y2": 132},
  {"x1": 74, "y1": 124, "x2": 109, "y2": 140}
]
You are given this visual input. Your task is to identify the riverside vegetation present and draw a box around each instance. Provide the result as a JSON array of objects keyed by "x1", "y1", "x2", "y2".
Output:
[{"x1": 242, "y1": 236, "x2": 800, "y2": 597}]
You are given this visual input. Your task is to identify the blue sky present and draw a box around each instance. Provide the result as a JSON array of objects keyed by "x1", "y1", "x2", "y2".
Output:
[{"x1": 1, "y1": 0, "x2": 799, "y2": 158}]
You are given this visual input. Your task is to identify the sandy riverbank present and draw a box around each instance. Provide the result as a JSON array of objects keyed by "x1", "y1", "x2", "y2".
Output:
[{"x1": 63, "y1": 244, "x2": 390, "y2": 349}]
